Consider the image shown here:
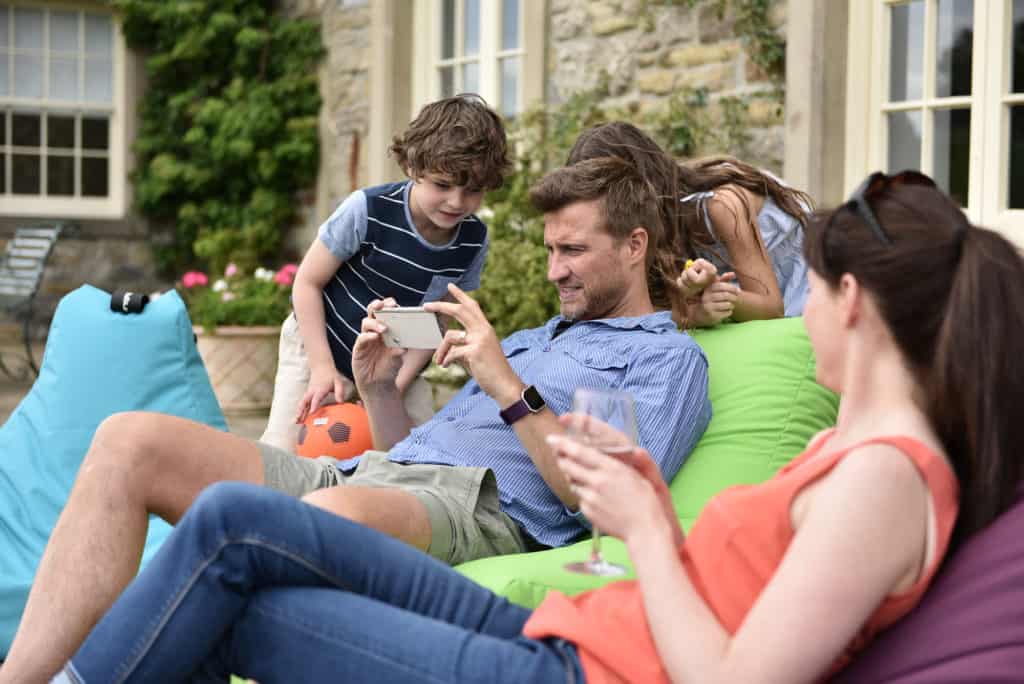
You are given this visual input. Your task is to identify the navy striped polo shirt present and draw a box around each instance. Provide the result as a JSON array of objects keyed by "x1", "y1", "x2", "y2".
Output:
[{"x1": 317, "y1": 181, "x2": 489, "y2": 379}]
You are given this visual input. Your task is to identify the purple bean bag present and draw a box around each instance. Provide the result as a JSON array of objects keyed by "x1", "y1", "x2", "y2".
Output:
[{"x1": 834, "y1": 489, "x2": 1024, "y2": 682}]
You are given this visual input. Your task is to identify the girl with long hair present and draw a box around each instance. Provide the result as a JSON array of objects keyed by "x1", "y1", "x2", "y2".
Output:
[{"x1": 567, "y1": 121, "x2": 814, "y2": 327}]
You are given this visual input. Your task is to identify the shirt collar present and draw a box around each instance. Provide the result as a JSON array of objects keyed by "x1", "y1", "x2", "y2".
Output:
[{"x1": 545, "y1": 310, "x2": 676, "y2": 336}]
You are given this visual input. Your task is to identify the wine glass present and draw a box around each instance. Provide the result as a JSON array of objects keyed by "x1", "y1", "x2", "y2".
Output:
[{"x1": 563, "y1": 387, "x2": 637, "y2": 577}]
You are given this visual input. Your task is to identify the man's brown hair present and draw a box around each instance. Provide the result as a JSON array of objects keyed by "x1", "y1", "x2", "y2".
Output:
[
  {"x1": 529, "y1": 157, "x2": 681, "y2": 309},
  {"x1": 389, "y1": 94, "x2": 510, "y2": 191}
]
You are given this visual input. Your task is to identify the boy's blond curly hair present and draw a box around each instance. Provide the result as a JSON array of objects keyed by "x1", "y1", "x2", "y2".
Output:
[{"x1": 389, "y1": 94, "x2": 510, "y2": 191}]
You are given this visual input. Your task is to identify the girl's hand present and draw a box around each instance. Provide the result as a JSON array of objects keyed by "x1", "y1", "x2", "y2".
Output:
[
  {"x1": 550, "y1": 433, "x2": 667, "y2": 545},
  {"x1": 677, "y1": 258, "x2": 718, "y2": 297},
  {"x1": 697, "y1": 272, "x2": 740, "y2": 325},
  {"x1": 295, "y1": 366, "x2": 354, "y2": 424}
]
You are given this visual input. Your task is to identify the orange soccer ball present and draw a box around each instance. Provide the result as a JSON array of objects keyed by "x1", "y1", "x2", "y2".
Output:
[{"x1": 296, "y1": 402, "x2": 373, "y2": 460}]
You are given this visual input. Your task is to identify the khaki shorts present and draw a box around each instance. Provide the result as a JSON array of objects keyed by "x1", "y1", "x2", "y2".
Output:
[{"x1": 259, "y1": 442, "x2": 535, "y2": 565}]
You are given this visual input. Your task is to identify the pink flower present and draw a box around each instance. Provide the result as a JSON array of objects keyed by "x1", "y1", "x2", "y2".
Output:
[
  {"x1": 221, "y1": 292, "x2": 236, "y2": 302},
  {"x1": 274, "y1": 263, "x2": 298, "y2": 286},
  {"x1": 182, "y1": 271, "x2": 208, "y2": 288},
  {"x1": 225, "y1": 263, "x2": 238, "y2": 278}
]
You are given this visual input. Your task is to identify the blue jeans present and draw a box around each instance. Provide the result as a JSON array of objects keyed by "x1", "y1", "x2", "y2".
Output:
[{"x1": 61, "y1": 482, "x2": 584, "y2": 683}]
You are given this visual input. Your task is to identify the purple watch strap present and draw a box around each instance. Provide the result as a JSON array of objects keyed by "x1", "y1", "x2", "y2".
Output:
[{"x1": 499, "y1": 399, "x2": 532, "y2": 425}]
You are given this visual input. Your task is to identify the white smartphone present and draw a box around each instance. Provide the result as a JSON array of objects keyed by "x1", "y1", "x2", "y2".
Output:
[{"x1": 374, "y1": 306, "x2": 444, "y2": 349}]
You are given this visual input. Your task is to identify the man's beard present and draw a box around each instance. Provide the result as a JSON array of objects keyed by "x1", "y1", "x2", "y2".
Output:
[{"x1": 560, "y1": 277, "x2": 622, "y2": 321}]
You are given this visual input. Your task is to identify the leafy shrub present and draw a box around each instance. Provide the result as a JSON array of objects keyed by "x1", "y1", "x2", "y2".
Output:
[{"x1": 113, "y1": 0, "x2": 324, "y2": 276}]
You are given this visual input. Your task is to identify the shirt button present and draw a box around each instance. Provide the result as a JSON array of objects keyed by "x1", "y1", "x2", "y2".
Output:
[
  {"x1": 543, "y1": 345, "x2": 551, "y2": 352},
  {"x1": 447, "y1": 416, "x2": 456, "y2": 422}
]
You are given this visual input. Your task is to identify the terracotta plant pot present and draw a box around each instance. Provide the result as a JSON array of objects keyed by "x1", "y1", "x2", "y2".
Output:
[{"x1": 193, "y1": 325, "x2": 280, "y2": 416}]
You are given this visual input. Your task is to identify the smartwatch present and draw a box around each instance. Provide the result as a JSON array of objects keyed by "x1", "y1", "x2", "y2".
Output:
[{"x1": 500, "y1": 385, "x2": 546, "y2": 425}]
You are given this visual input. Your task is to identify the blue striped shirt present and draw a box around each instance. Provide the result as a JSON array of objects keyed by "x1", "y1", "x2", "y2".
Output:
[
  {"x1": 317, "y1": 181, "x2": 489, "y2": 379},
  {"x1": 336, "y1": 311, "x2": 711, "y2": 548}
]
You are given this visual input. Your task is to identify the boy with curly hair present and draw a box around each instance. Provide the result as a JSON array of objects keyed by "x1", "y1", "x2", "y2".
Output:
[{"x1": 262, "y1": 94, "x2": 509, "y2": 450}]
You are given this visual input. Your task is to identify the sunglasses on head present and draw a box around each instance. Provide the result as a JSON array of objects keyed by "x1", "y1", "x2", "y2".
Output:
[{"x1": 830, "y1": 170, "x2": 937, "y2": 246}]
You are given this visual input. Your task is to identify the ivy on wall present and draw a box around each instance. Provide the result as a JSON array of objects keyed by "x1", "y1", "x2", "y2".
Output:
[
  {"x1": 113, "y1": 0, "x2": 324, "y2": 275},
  {"x1": 659, "y1": 0, "x2": 786, "y2": 85}
]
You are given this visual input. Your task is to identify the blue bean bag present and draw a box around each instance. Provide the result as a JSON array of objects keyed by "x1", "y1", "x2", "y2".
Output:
[{"x1": 0, "y1": 285, "x2": 226, "y2": 657}]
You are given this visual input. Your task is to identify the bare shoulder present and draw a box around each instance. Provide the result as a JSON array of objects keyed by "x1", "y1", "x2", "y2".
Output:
[
  {"x1": 705, "y1": 187, "x2": 766, "y2": 249},
  {"x1": 825, "y1": 442, "x2": 931, "y2": 502}
]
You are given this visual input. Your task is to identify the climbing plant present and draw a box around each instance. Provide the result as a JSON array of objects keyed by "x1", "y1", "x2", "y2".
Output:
[{"x1": 112, "y1": 0, "x2": 324, "y2": 275}]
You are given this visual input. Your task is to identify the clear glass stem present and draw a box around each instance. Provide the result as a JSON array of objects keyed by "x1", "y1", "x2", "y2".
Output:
[{"x1": 590, "y1": 525, "x2": 604, "y2": 563}]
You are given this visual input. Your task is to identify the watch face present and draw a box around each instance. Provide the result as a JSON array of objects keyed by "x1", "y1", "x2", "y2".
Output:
[{"x1": 523, "y1": 385, "x2": 545, "y2": 412}]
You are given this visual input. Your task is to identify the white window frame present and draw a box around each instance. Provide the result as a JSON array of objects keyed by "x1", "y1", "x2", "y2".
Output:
[
  {"x1": 1, "y1": 1, "x2": 129, "y2": 219},
  {"x1": 411, "y1": 0, "x2": 543, "y2": 121},
  {"x1": 845, "y1": 0, "x2": 1024, "y2": 239}
]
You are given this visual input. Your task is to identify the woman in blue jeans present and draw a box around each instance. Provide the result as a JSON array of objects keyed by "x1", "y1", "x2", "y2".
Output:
[{"x1": 55, "y1": 481, "x2": 583, "y2": 684}]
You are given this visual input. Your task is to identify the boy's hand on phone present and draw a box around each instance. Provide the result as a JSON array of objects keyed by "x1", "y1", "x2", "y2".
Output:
[{"x1": 351, "y1": 298, "x2": 405, "y2": 396}]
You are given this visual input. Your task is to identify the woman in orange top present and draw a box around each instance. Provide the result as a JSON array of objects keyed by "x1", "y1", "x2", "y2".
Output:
[{"x1": 50, "y1": 174, "x2": 1024, "y2": 684}]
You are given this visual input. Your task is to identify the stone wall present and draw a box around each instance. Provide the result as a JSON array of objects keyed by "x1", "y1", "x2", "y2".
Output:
[
  {"x1": 280, "y1": 0, "x2": 372, "y2": 250},
  {"x1": 548, "y1": 0, "x2": 787, "y2": 172}
]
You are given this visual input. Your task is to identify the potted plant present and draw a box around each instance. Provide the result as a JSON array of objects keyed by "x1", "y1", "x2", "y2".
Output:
[{"x1": 179, "y1": 263, "x2": 297, "y2": 416}]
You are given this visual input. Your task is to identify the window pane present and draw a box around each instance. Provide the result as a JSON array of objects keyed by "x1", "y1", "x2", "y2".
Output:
[
  {"x1": 84, "y1": 58, "x2": 112, "y2": 103},
  {"x1": 48, "y1": 115, "x2": 75, "y2": 148},
  {"x1": 500, "y1": 56, "x2": 519, "y2": 117},
  {"x1": 1011, "y1": 106, "x2": 1024, "y2": 209},
  {"x1": 439, "y1": 66, "x2": 454, "y2": 98},
  {"x1": 12, "y1": 154, "x2": 40, "y2": 193},
  {"x1": 0, "y1": 55, "x2": 8, "y2": 96},
  {"x1": 82, "y1": 117, "x2": 108, "y2": 150},
  {"x1": 84, "y1": 14, "x2": 111, "y2": 57},
  {"x1": 47, "y1": 154, "x2": 74, "y2": 195},
  {"x1": 13, "y1": 55, "x2": 43, "y2": 98},
  {"x1": 0, "y1": 7, "x2": 8, "y2": 48},
  {"x1": 50, "y1": 10, "x2": 79, "y2": 53},
  {"x1": 0, "y1": 111, "x2": 5, "y2": 144},
  {"x1": 14, "y1": 8, "x2": 42, "y2": 50},
  {"x1": 463, "y1": 0, "x2": 480, "y2": 57},
  {"x1": 936, "y1": 0, "x2": 972, "y2": 97},
  {"x1": 81, "y1": 156, "x2": 107, "y2": 196},
  {"x1": 0, "y1": 154, "x2": 5, "y2": 193},
  {"x1": 12, "y1": 113, "x2": 41, "y2": 146},
  {"x1": 890, "y1": 1, "x2": 924, "y2": 101},
  {"x1": 887, "y1": 110, "x2": 922, "y2": 172},
  {"x1": 502, "y1": 0, "x2": 519, "y2": 50},
  {"x1": 932, "y1": 108, "x2": 970, "y2": 206},
  {"x1": 49, "y1": 57, "x2": 78, "y2": 101},
  {"x1": 1014, "y1": 0, "x2": 1024, "y2": 93},
  {"x1": 441, "y1": 0, "x2": 455, "y2": 59},
  {"x1": 461, "y1": 61, "x2": 479, "y2": 95}
]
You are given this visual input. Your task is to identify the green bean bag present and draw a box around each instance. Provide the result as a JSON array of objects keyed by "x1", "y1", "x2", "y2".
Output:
[{"x1": 455, "y1": 316, "x2": 840, "y2": 605}]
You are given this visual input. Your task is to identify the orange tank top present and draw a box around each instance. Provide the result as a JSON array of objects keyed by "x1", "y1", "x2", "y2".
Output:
[{"x1": 522, "y1": 433, "x2": 960, "y2": 684}]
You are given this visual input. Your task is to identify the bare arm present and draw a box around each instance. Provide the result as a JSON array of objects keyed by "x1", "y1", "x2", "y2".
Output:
[
  {"x1": 707, "y1": 188, "x2": 785, "y2": 321},
  {"x1": 292, "y1": 239, "x2": 354, "y2": 422},
  {"x1": 637, "y1": 446, "x2": 930, "y2": 683},
  {"x1": 352, "y1": 298, "x2": 416, "y2": 450}
]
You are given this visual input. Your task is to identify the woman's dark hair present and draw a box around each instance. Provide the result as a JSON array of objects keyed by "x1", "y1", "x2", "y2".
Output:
[
  {"x1": 805, "y1": 183, "x2": 1024, "y2": 549},
  {"x1": 566, "y1": 122, "x2": 814, "y2": 323}
]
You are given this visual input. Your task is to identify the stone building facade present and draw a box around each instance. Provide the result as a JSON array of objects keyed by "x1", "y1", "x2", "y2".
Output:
[{"x1": 8, "y1": 1, "x2": 1020, "y2": 328}]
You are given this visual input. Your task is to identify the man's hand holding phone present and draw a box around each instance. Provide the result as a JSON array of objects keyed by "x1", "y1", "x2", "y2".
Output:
[
  {"x1": 351, "y1": 298, "x2": 406, "y2": 396},
  {"x1": 425, "y1": 283, "x2": 523, "y2": 407}
]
